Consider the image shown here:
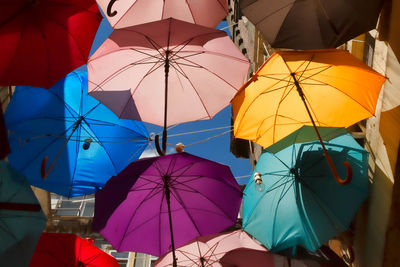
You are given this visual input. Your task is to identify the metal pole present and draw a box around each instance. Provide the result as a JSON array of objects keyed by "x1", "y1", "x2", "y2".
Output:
[
  {"x1": 290, "y1": 73, "x2": 352, "y2": 185},
  {"x1": 162, "y1": 50, "x2": 171, "y2": 155},
  {"x1": 164, "y1": 175, "x2": 177, "y2": 267}
]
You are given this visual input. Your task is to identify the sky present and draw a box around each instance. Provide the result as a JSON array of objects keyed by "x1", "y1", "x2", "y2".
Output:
[{"x1": 88, "y1": 18, "x2": 252, "y2": 185}]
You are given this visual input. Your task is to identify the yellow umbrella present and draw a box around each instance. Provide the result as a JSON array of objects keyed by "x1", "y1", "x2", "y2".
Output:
[{"x1": 232, "y1": 49, "x2": 386, "y2": 184}]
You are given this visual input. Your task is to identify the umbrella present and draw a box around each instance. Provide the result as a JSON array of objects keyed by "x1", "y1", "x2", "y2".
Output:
[
  {"x1": 0, "y1": 0, "x2": 102, "y2": 88},
  {"x1": 97, "y1": 0, "x2": 228, "y2": 29},
  {"x1": 88, "y1": 18, "x2": 250, "y2": 155},
  {"x1": 5, "y1": 70, "x2": 149, "y2": 197},
  {"x1": 154, "y1": 230, "x2": 267, "y2": 267},
  {"x1": 93, "y1": 152, "x2": 243, "y2": 266},
  {"x1": 0, "y1": 161, "x2": 47, "y2": 267},
  {"x1": 240, "y1": 0, "x2": 384, "y2": 49},
  {"x1": 29, "y1": 233, "x2": 120, "y2": 267},
  {"x1": 232, "y1": 49, "x2": 385, "y2": 184},
  {"x1": 220, "y1": 248, "x2": 347, "y2": 267},
  {"x1": 242, "y1": 127, "x2": 368, "y2": 252}
]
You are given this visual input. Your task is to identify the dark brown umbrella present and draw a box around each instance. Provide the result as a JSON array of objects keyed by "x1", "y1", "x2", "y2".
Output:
[{"x1": 240, "y1": 0, "x2": 384, "y2": 49}]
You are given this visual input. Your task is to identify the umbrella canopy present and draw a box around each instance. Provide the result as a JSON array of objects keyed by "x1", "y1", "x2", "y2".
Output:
[
  {"x1": 97, "y1": 0, "x2": 228, "y2": 29},
  {"x1": 155, "y1": 230, "x2": 267, "y2": 267},
  {"x1": 220, "y1": 248, "x2": 347, "y2": 267},
  {"x1": 0, "y1": 161, "x2": 47, "y2": 267},
  {"x1": 93, "y1": 152, "x2": 243, "y2": 260},
  {"x1": 5, "y1": 70, "x2": 149, "y2": 197},
  {"x1": 232, "y1": 49, "x2": 384, "y2": 183},
  {"x1": 232, "y1": 49, "x2": 385, "y2": 150},
  {"x1": 88, "y1": 18, "x2": 249, "y2": 154},
  {"x1": 0, "y1": 0, "x2": 102, "y2": 88},
  {"x1": 242, "y1": 128, "x2": 368, "y2": 252},
  {"x1": 240, "y1": 0, "x2": 384, "y2": 49},
  {"x1": 29, "y1": 233, "x2": 120, "y2": 267}
]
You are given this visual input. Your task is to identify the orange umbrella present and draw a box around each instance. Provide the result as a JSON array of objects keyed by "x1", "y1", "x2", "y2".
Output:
[{"x1": 232, "y1": 49, "x2": 385, "y2": 184}]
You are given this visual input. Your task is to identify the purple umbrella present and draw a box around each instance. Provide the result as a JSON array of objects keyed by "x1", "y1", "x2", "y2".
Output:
[{"x1": 93, "y1": 152, "x2": 242, "y2": 266}]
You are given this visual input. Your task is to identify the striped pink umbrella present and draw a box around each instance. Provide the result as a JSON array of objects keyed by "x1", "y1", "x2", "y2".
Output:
[
  {"x1": 88, "y1": 18, "x2": 249, "y2": 154},
  {"x1": 96, "y1": 0, "x2": 228, "y2": 29}
]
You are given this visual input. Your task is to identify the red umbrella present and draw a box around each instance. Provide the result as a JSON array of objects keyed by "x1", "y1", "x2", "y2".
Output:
[
  {"x1": 0, "y1": 0, "x2": 102, "y2": 88},
  {"x1": 29, "y1": 233, "x2": 120, "y2": 267}
]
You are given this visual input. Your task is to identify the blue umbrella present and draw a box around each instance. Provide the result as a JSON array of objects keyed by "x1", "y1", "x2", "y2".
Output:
[
  {"x1": 0, "y1": 160, "x2": 47, "y2": 266},
  {"x1": 5, "y1": 70, "x2": 149, "y2": 197},
  {"x1": 243, "y1": 127, "x2": 368, "y2": 252}
]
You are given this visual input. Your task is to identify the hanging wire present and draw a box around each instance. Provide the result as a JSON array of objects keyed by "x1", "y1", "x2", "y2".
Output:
[{"x1": 167, "y1": 125, "x2": 232, "y2": 137}]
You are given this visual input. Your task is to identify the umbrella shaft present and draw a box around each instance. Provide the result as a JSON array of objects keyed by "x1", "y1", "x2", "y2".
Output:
[
  {"x1": 165, "y1": 184, "x2": 177, "y2": 267},
  {"x1": 291, "y1": 73, "x2": 343, "y2": 181},
  {"x1": 163, "y1": 51, "x2": 171, "y2": 155}
]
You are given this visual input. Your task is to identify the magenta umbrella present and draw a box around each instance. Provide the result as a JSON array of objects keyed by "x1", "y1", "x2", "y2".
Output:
[
  {"x1": 154, "y1": 230, "x2": 268, "y2": 267},
  {"x1": 88, "y1": 18, "x2": 249, "y2": 154},
  {"x1": 96, "y1": 0, "x2": 228, "y2": 29},
  {"x1": 92, "y1": 152, "x2": 243, "y2": 267}
]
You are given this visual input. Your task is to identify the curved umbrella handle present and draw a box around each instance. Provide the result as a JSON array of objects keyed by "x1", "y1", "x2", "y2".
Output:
[
  {"x1": 154, "y1": 134, "x2": 165, "y2": 156},
  {"x1": 324, "y1": 152, "x2": 352, "y2": 185},
  {"x1": 40, "y1": 156, "x2": 50, "y2": 179},
  {"x1": 107, "y1": 0, "x2": 118, "y2": 17}
]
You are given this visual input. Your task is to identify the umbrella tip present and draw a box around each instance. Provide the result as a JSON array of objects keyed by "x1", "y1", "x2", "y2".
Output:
[
  {"x1": 251, "y1": 73, "x2": 258, "y2": 82},
  {"x1": 176, "y1": 143, "x2": 184, "y2": 153}
]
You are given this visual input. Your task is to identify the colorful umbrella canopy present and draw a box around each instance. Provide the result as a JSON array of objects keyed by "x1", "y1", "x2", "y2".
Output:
[
  {"x1": 232, "y1": 49, "x2": 385, "y2": 183},
  {"x1": 240, "y1": 0, "x2": 384, "y2": 49},
  {"x1": 93, "y1": 152, "x2": 243, "y2": 262},
  {"x1": 220, "y1": 248, "x2": 347, "y2": 267},
  {"x1": 88, "y1": 18, "x2": 249, "y2": 154},
  {"x1": 0, "y1": 0, "x2": 102, "y2": 88},
  {"x1": 29, "y1": 233, "x2": 120, "y2": 267},
  {"x1": 0, "y1": 161, "x2": 47, "y2": 267},
  {"x1": 242, "y1": 128, "x2": 368, "y2": 252},
  {"x1": 5, "y1": 70, "x2": 149, "y2": 197},
  {"x1": 97, "y1": 0, "x2": 228, "y2": 29},
  {"x1": 154, "y1": 230, "x2": 267, "y2": 267}
]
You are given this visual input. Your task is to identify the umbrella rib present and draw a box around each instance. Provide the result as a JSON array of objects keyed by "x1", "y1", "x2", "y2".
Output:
[
  {"x1": 112, "y1": 0, "x2": 140, "y2": 26},
  {"x1": 168, "y1": 189, "x2": 202, "y2": 236},
  {"x1": 171, "y1": 63, "x2": 212, "y2": 119},
  {"x1": 42, "y1": 12, "x2": 87, "y2": 60},
  {"x1": 79, "y1": 119, "x2": 120, "y2": 175},
  {"x1": 272, "y1": 75, "x2": 296, "y2": 144},
  {"x1": 89, "y1": 53, "x2": 164, "y2": 92},
  {"x1": 305, "y1": 75, "x2": 376, "y2": 116},
  {"x1": 251, "y1": 1, "x2": 296, "y2": 25},
  {"x1": 170, "y1": 180, "x2": 236, "y2": 222},
  {"x1": 78, "y1": 117, "x2": 148, "y2": 138},
  {"x1": 176, "y1": 57, "x2": 240, "y2": 91},
  {"x1": 117, "y1": 186, "x2": 165, "y2": 249},
  {"x1": 67, "y1": 122, "x2": 82, "y2": 198},
  {"x1": 15, "y1": 121, "x2": 77, "y2": 172},
  {"x1": 236, "y1": 76, "x2": 289, "y2": 135},
  {"x1": 185, "y1": 0, "x2": 197, "y2": 24}
]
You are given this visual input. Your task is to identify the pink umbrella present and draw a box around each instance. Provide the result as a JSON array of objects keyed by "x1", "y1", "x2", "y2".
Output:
[
  {"x1": 96, "y1": 0, "x2": 228, "y2": 29},
  {"x1": 154, "y1": 230, "x2": 268, "y2": 267},
  {"x1": 220, "y1": 248, "x2": 348, "y2": 267},
  {"x1": 88, "y1": 18, "x2": 249, "y2": 154}
]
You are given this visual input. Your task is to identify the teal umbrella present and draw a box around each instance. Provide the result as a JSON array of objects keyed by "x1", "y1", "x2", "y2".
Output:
[
  {"x1": 243, "y1": 127, "x2": 368, "y2": 252},
  {"x1": 0, "y1": 161, "x2": 47, "y2": 266}
]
